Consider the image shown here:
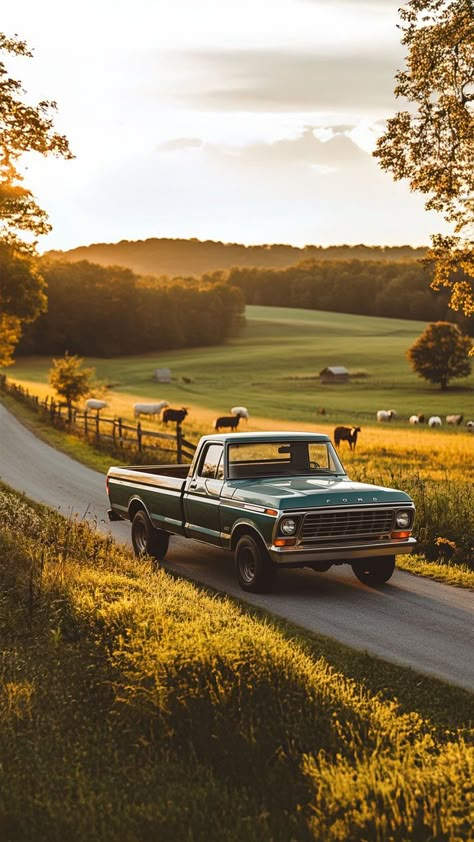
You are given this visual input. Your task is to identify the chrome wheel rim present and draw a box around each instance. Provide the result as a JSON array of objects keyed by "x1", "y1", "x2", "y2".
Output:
[
  {"x1": 134, "y1": 521, "x2": 148, "y2": 554},
  {"x1": 238, "y1": 547, "x2": 257, "y2": 584}
]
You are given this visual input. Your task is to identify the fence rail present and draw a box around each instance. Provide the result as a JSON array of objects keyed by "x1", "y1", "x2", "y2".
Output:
[{"x1": 0, "y1": 375, "x2": 197, "y2": 463}]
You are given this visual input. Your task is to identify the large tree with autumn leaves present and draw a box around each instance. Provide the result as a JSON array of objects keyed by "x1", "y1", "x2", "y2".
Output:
[
  {"x1": 374, "y1": 0, "x2": 474, "y2": 319},
  {"x1": 0, "y1": 32, "x2": 72, "y2": 366}
]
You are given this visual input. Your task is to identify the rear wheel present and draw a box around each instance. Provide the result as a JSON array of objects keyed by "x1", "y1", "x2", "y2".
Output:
[
  {"x1": 235, "y1": 533, "x2": 276, "y2": 593},
  {"x1": 352, "y1": 556, "x2": 395, "y2": 586},
  {"x1": 131, "y1": 510, "x2": 169, "y2": 562}
]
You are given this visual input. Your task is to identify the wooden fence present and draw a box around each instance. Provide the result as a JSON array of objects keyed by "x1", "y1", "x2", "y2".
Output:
[{"x1": 0, "y1": 375, "x2": 196, "y2": 463}]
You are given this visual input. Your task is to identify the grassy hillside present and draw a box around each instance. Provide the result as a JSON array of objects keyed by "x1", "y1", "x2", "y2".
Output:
[
  {"x1": 7, "y1": 305, "x2": 474, "y2": 424},
  {"x1": 45, "y1": 238, "x2": 427, "y2": 277},
  {"x1": 0, "y1": 489, "x2": 472, "y2": 841}
]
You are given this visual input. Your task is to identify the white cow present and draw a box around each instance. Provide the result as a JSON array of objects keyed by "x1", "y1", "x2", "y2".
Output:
[
  {"x1": 446, "y1": 414, "x2": 463, "y2": 425},
  {"x1": 409, "y1": 415, "x2": 420, "y2": 424},
  {"x1": 466, "y1": 420, "x2": 474, "y2": 432},
  {"x1": 231, "y1": 405, "x2": 249, "y2": 420},
  {"x1": 376, "y1": 409, "x2": 395, "y2": 422},
  {"x1": 428, "y1": 416, "x2": 442, "y2": 427},
  {"x1": 85, "y1": 399, "x2": 108, "y2": 412},
  {"x1": 133, "y1": 401, "x2": 168, "y2": 419}
]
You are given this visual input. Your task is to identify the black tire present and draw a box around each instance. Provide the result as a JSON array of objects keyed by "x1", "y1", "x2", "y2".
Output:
[
  {"x1": 352, "y1": 556, "x2": 395, "y2": 586},
  {"x1": 131, "y1": 510, "x2": 169, "y2": 562},
  {"x1": 235, "y1": 533, "x2": 277, "y2": 593}
]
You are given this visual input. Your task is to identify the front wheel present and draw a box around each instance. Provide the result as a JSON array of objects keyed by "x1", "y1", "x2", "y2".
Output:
[
  {"x1": 235, "y1": 534, "x2": 277, "y2": 593},
  {"x1": 352, "y1": 556, "x2": 395, "y2": 586},
  {"x1": 131, "y1": 510, "x2": 169, "y2": 562}
]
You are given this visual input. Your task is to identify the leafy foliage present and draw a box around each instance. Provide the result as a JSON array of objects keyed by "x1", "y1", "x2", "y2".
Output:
[
  {"x1": 407, "y1": 320, "x2": 472, "y2": 388},
  {"x1": 49, "y1": 353, "x2": 94, "y2": 414},
  {"x1": 18, "y1": 259, "x2": 245, "y2": 356},
  {"x1": 374, "y1": 0, "x2": 474, "y2": 316},
  {"x1": 222, "y1": 260, "x2": 473, "y2": 329},
  {"x1": 0, "y1": 31, "x2": 72, "y2": 365}
]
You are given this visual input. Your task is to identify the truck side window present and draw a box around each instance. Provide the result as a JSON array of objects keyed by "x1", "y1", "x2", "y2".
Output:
[{"x1": 199, "y1": 444, "x2": 224, "y2": 479}]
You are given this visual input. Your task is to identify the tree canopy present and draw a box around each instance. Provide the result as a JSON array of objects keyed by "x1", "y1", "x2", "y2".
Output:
[
  {"x1": 49, "y1": 353, "x2": 94, "y2": 418},
  {"x1": 374, "y1": 0, "x2": 474, "y2": 317},
  {"x1": 407, "y1": 321, "x2": 472, "y2": 388},
  {"x1": 0, "y1": 32, "x2": 72, "y2": 365}
]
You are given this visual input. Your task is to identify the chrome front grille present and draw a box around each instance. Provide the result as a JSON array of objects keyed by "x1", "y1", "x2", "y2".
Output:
[{"x1": 301, "y1": 507, "x2": 395, "y2": 543}]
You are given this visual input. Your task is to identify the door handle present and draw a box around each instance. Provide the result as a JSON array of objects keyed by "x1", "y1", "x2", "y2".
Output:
[{"x1": 189, "y1": 480, "x2": 197, "y2": 489}]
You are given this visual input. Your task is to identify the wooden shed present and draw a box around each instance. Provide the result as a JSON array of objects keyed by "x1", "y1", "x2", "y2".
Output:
[
  {"x1": 319, "y1": 366, "x2": 349, "y2": 384},
  {"x1": 154, "y1": 368, "x2": 171, "y2": 383}
]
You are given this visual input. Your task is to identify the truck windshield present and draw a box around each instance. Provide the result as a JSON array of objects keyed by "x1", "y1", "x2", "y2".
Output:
[{"x1": 227, "y1": 440, "x2": 345, "y2": 479}]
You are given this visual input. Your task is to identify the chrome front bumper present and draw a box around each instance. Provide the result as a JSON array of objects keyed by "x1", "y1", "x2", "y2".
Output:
[{"x1": 269, "y1": 537, "x2": 417, "y2": 566}]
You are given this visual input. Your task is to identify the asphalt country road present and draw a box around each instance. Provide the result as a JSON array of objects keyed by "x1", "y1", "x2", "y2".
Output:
[{"x1": 1, "y1": 402, "x2": 473, "y2": 691}]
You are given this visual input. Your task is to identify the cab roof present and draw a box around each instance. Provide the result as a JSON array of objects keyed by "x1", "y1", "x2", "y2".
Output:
[{"x1": 201, "y1": 431, "x2": 331, "y2": 444}]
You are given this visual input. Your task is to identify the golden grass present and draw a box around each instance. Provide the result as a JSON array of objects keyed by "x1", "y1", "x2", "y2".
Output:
[
  {"x1": 0, "y1": 492, "x2": 472, "y2": 841},
  {"x1": 8, "y1": 376, "x2": 474, "y2": 483}
]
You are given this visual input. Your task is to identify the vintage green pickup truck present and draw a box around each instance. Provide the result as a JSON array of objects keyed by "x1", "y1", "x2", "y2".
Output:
[{"x1": 107, "y1": 431, "x2": 416, "y2": 593}]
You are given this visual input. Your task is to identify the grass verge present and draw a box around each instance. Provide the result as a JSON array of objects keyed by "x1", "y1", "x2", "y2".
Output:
[{"x1": 0, "y1": 489, "x2": 472, "y2": 841}]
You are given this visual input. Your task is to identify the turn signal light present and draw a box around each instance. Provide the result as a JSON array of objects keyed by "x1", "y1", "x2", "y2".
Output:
[
  {"x1": 391, "y1": 530, "x2": 411, "y2": 540},
  {"x1": 265, "y1": 508, "x2": 279, "y2": 516},
  {"x1": 274, "y1": 537, "x2": 297, "y2": 547}
]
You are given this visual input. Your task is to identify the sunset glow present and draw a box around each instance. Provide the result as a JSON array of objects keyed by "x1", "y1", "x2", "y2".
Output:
[{"x1": 4, "y1": 0, "x2": 450, "y2": 250}]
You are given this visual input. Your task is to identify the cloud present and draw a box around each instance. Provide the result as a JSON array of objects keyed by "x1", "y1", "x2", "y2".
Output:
[
  {"x1": 158, "y1": 137, "x2": 203, "y2": 151},
  {"x1": 162, "y1": 48, "x2": 401, "y2": 113}
]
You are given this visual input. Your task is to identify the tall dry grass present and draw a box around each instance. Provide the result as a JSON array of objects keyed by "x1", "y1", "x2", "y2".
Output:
[{"x1": 0, "y1": 491, "x2": 472, "y2": 841}]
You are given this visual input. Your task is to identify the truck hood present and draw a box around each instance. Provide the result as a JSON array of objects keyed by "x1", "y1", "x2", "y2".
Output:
[{"x1": 227, "y1": 475, "x2": 413, "y2": 510}]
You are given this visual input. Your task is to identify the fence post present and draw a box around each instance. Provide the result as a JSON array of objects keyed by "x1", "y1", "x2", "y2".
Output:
[
  {"x1": 84, "y1": 410, "x2": 88, "y2": 436},
  {"x1": 176, "y1": 423, "x2": 182, "y2": 463},
  {"x1": 137, "y1": 421, "x2": 142, "y2": 452},
  {"x1": 118, "y1": 418, "x2": 123, "y2": 448},
  {"x1": 95, "y1": 413, "x2": 100, "y2": 440}
]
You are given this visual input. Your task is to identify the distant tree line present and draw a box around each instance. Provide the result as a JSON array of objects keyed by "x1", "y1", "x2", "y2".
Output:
[
  {"x1": 212, "y1": 260, "x2": 473, "y2": 331},
  {"x1": 17, "y1": 260, "x2": 245, "y2": 357},
  {"x1": 45, "y1": 237, "x2": 428, "y2": 278}
]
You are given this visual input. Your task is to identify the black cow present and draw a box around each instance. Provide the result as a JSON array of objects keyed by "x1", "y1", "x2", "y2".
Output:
[
  {"x1": 162, "y1": 407, "x2": 188, "y2": 425},
  {"x1": 214, "y1": 415, "x2": 240, "y2": 432},
  {"x1": 333, "y1": 425, "x2": 361, "y2": 451}
]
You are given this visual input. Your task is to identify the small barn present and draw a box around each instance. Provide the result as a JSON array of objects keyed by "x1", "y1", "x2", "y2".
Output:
[
  {"x1": 154, "y1": 368, "x2": 171, "y2": 383},
  {"x1": 319, "y1": 366, "x2": 349, "y2": 384}
]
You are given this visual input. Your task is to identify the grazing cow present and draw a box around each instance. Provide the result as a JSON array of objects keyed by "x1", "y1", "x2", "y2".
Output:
[
  {"x1": 446, "y1": 414, "x2": 463, "y2": 425},
  {"x1": 85, "y1": 399, "x2": 108, "y2": 412},
  {"x1": 133, "y1": 401, "x2": 168, "y2": 419},
  {"x1": 377, "y1": 410, "x2": 395, "y2": 422},
  {"x1": 214, "y1": 415, "x2": 240, "y2": 432},
  {"x1": 316, "y1": 407, "x2": 326, "y2": 416},
  {"x1": 466, "y1": 420, "x2": 474, "y2": 432},
  {"x1": 409, "y1": 414, "x2": 425, "y2": 424},
  {"x1": 428, "y1": 416, "x2": 442, "y2": 427},
  {"x1": 162, "y1": 407, "x2": 188, "y2": 425},
  {"x1": 231, "y1": 405, "x2": 249, "y2": 420},
  {"x1": 333, "y1": 426, "x2": 361, "y2": 451}
]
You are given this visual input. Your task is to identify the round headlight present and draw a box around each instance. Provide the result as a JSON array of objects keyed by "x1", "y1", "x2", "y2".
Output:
[
  {"x1": 280, "y1": 517, "x2": 297, "y2": 535},
  {"x1": 396, "y1": 510, "x2": 411, "y2": 529}
]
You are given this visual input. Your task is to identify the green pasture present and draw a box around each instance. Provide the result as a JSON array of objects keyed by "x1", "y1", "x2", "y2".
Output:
[{"x1": 5, "y1": 305, "x2": 474, "y2": 424}]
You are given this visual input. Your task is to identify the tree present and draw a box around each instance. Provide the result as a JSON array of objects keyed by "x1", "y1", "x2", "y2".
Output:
[
  {"x1": 374, "y1": 0, "x2": 474, "y2": 318},
  {"x1": 407, "y1": 321, "x2": 472, "y2": 388},
  {"x1": 0, "y1": 32, "x2": 72, "y2": 365},
  {"x1": 49, "y1": 353, "x2": 94, "y2": 419}
]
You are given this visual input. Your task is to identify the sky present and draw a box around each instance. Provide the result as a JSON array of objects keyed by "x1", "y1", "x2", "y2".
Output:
[{"x1": 3, "y1": 0, "x2": 450, "y2": 251}]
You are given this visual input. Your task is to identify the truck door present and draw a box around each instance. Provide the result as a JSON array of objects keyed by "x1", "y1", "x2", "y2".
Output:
[{"x1": 183, "y1": 442, "x2": 224, "y2": 545}]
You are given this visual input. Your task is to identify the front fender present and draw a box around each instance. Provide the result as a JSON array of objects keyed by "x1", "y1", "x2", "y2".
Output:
[{"x1": 229, "y1": 517, "x2": 270, "y2": 551}]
